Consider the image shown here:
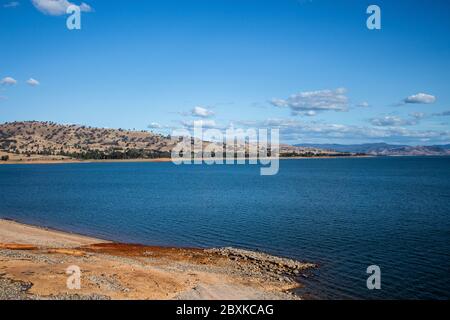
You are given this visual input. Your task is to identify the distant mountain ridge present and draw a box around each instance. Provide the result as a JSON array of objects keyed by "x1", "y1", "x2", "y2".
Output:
[{"x1": 294, "y1": 143, "x2": 450, "y2": 156}]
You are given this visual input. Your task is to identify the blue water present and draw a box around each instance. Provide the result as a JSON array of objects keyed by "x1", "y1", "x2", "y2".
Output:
[{"x1": 0, "y1": 157, "x2": 449, "y2": 299}]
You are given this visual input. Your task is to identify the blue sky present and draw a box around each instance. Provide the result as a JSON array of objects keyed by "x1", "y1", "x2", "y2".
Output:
[{"x1": 1, "y1": 0, "x2": 449, "y2": 144}]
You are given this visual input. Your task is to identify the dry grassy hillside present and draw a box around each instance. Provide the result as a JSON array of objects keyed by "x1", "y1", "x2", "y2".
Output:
[
  {"x1": 0, "y1": 121, "x2": 345, "y2": 162},
  {"x1": 0, "y1": 121, "x2": 176, "y2": 160}
]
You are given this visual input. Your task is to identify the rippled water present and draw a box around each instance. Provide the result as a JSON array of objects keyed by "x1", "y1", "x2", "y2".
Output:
[{"x1": 0, "y1": 157, "x2": 449, "y2": 299}]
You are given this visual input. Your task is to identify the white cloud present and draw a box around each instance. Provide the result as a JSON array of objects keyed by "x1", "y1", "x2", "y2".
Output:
[
  {"x1": 370, "y1": 115, "x2": 416, "y2": 127},
  {"x1": 182, "y1": 119, "x2": 218, "y2": 129},
  {"x1": 191, "y1": 106, "x2": 214, "y2": 118},
  {"x1": 79, "y1": 2, "x2": 91, "y2": 11},
  {"x1": 357, "y1": 101, "x2": 370, "y2": 108},
  {"x1": 3, "y1": 1, "x2": 20, "y2": 8},
  {"x1": 236, "y1": 118, "x2": 450, "y2": 144},
  {"x1": 410, "y1": 112, "x2": 426, "y2": 119},
  {"x1": 147, "y1": 122, "x2": 162, "y2": 129},
  {"x1": 1, "y1": 77, "x2": 17, "y2": 85},
  {"x1": 31, "y1": 0, "x2": 92, "y2": 16},
  {"x1": 404, "y1": 93, "x2": 436, "y2": 104},
  {"x1": 271, "y1": 88, "x2": 349, "y2": 114},
  {"x1": 26, "y1": 78, "x2": 40, "y2": 86}
]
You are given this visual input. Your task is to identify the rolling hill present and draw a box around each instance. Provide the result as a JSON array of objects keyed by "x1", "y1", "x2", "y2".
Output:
[
  {"x1": 295, "y1": 143, "x2": 450, "y2": 156},
  {"x1": 0, "y1": 121, "x2": 342, "y2": 162}
]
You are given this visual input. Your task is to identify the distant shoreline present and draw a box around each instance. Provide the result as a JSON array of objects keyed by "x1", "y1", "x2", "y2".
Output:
[
  {"x1": 0, "y1": 155, "x2": 373, "y2": 165},
  {"x1": 4, "y1": 154, "x2": 449, "y2": 166}
]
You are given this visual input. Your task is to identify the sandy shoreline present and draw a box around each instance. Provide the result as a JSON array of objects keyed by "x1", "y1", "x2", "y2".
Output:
[
  {"x1": 0, "y1": 158, "x2": 175, "y2": 165},
  {"x1": 0, "y1": 219, "x2": 108, "y2": 248},
  {"x1": 0, "y1": 155, "x2": 371, "y2": 165},
  {"x1": 0, "y1": 219, "x2": 315, "y2": 300}
]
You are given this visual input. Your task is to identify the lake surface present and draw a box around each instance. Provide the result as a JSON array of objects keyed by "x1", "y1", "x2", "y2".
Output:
[{"x1": 0, "y1": 157, "x2": 449, "y2": 299}]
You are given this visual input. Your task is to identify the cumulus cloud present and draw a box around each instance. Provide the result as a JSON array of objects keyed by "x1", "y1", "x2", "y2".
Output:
[
  {"x1": 1, "y1": 77, "x2": 17, "y2": 85},
  {"x1": 147, "y1": 122, "x2": 162, "y2": 129},
  {"x1": 404, "y1": 93, "x2": 436, "y2": 104},
  {"x1": 410, "y1": 112, "x2": 426, "y2": 119},
  {"x1": 271, "y1": 88, "x2": 349, "y2": 115},
  {"x1": 236, "y1": 118, "x2": 450, "y2": 144},
  {"x1": 182, "y1": 119, "x2": 219, "y2": 129},
  {"x1": 79, "y1": 2, "x2": 91, "y2": 11},
  {"x1": 370, "y1": 115, "x2": 416, "y2": 127},
  {"x1": 31, "y1": 0, "x2": 92, "y2": 16},
  {"x1": 3, "y1": 1, "x2": 20, "y2": 8},
  {"x1": 26, "y1": 78, "x2": 40, "y2": 86},
  {"x1": 191, "y1": 106, "x2": 214, "y2": 118},
  {"x1": 357, "y1": 101, "x2": 370, "y2": 108}
]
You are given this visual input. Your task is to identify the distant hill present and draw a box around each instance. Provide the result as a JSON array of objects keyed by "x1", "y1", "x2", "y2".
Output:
[
  {"x1": 0, "y1": 121, "x2": 342, "y2": 162},
  {"x1": 295, "y1": 143, "x2": 450, "y2": 156},
  {"x1": 294, "y1": 143, "x2": 397, "y2": 153},
  {"x1": 0, "y1": 121, "x2": 176, "y2": 160}
]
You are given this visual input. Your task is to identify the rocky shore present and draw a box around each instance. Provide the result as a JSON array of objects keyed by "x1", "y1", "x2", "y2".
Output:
[
  {"x1": 0, "y1": 219, "x2": 315, "y2": 300},
  {"x1": 207, "y1": 247, "x2": 315, "y2": 281}
]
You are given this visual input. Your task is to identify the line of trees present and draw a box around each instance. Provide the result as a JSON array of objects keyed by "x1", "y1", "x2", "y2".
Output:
[
  {"x1": 280, "y1": 152, "x2": 354, "y2": 157},
  {"x1": 59, "y1": 149, "x2": 171, "y2": 160}
]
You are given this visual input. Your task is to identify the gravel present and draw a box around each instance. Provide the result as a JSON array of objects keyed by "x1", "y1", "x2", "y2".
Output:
[{"x1": 0, "y1": 274, "x2": 110, "y2": 300}]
